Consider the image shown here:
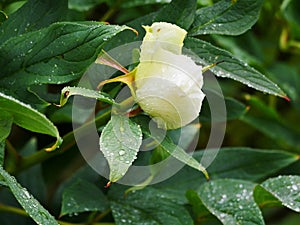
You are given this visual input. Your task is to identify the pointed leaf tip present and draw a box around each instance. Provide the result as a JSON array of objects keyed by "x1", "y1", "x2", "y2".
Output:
[
  {"x1": 105, "y1": 181, "x2": 111, "y2": 188},
  {"x1": 283, "y1": 96, "x2": 291, "y2": 102}
]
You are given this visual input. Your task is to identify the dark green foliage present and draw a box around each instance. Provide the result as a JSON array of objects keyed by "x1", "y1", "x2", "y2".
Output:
[{"x1": 0, "y1": 0, "x2": 299, "y2": 224}]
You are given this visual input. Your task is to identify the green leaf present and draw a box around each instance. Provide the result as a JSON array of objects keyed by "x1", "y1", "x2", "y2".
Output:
[
  {"x1": 0, "y1": 22, "x2": 129, "y2": 102},
  {"x1": 186, "y1": 190, "x2": 212, "y2": 220},
  {"x1": 204, "y1": 148, "x2": 299, "y2": 181},
  {"x1": 260, "y1": 175, "x2": 300, "y2": 212},
  {"x1": 158, "y1": 135, "x2": 209, "y2": 179},
  {"x1": 0, "y1": 92, "x2": 61, "y2": 151},
  {"x1": 281, "y1": 0, "x2": 300, "y2": 27},
  {"x1": 135, "y1": 116, "x2": 208, "y2": 179},
  {"x1": 198, "y1": 179, "x2": 265, "y2": 225},
  {"x1": 59, "y1": 86, "x2": 114, "y2": 107},
  {"x1": 0, "y1": 141, "x2": 4, "y2": 166},
  {"x1": 110, "y1": 186, "x2": 194, "y2": 225},
  {"x1": 68, "y1": 0, "x2": 105, "y2": 12},
  {"x1": 168, "y1": 123, "x2": 200, "y2": 149},
  {"x1": 253, "y1": 185, "x2": 282, "y2": 208},
  {"x1": 17, "y1": 138, "x2": 47, "y2": 201},
  {"x1": 189, "y1": 0, "x2": 263, "y2": 36},
  {"x1": 0, "y1": 111, "x2": 13, "y2": 142},
  {"x1": 0, "y1": 0, "x2": 68, "y2": 43},
  {"x1": 128, "y1": 0, "x2": 197, "y2": 33},
  {"x1": 60, "y1": 179, "x2": 109, "y2": 217},
  {"x1": 242, "y1": 95, "x2": 300, "y2": 147},
  {"x1": 99, "y1": 114, "x2": 142, "y2": 182},
  {"x1": 153, "y1": 147, "x2": 299, "y2": 202},
  {"x1": 121, "y1": 0, "x2": 170, "y2": 8},
  {"x1": 184, "y1": 37, "x2": 287, "y2": 98},
  {"x1": 200, "y1": 89, "x2": 248, "y2": 122},
  {"x1": 152, "y1": 0, "x2": 197, "y2": 30},
  {"x1": 0, "y1": 165, "x2": 59, "y2": 225},
  {"x1": 267, "y1": 63, "x2": 300, "y2": 108}
]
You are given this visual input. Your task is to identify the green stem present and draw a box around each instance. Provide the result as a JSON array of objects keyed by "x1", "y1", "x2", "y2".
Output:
[
  {"x1": 0, "y1": 203, "x2": 28, "y2": 217},
  {"x1": 4, "y1": 140, "x2": 21, "y2": 173},
  {"x1": 92, "y1": 209, "x2": 112, "y2": 223},
  {"x1": 0, "y1": 203, "x2": 114, "y2": 225},
  {"x1": 100, "y1": 0, "x2": 123, "y2": 22},
  {"x1": 8, "y1": 109, "x2": 112, "y2": 175}
]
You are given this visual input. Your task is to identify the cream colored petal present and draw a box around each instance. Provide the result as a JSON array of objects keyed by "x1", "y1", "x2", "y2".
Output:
[
  {"x1": 134, "y1": 22, "x2": 205, "y2": 130},
  {"x1": 140, "y1": 22, "x2": 187, "y2": 61}
]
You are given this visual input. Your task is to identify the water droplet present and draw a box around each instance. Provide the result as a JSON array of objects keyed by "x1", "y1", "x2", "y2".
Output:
[
  {"x1": 291, "y1": 184, "x2": 298, "y2": 191},
  {"x1": 219, "y1": 213, "x2": 226, "y2": 218},
  {"x1": 23, "y1": 190, "x2": 31, "y2": 198},
  {"x1": 119, "y1": 150, "x2": 125, "y2": 156}
]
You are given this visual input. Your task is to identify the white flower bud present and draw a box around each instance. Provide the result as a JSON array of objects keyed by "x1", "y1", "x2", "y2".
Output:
[{"x1": 134, "y1": 22, "x2": 205, "y2": 130}]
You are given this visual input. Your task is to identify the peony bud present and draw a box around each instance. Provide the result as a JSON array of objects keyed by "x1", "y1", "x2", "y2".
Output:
[{"x1": 134, "y1": 22, "x2": 205, "y2": 130}]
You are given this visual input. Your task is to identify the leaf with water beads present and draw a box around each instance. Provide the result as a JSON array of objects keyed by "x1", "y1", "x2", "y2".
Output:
[
  {"x1": 189, "y1": 0, "x2": 263, "y2": 36},
  {"x1": 185, "y1": 37, "x2": 288, "y2": 99},
  {"x1": 258, "y1": 175, "x2": 300, "y2": 212},
  {"x1": 60, "y1": 179, "x2": 109, "y2": 217},
  {"x1": 0, "y1": 22, "x2": 130, "y2": 104},
  {"x1": 109, "y1": 186, "x2": 194, "y2": 225},
  {"x1": 197, "y1": 179, "x2": 265, "y2": 225},
  {"x1": 58, "y1": 86, "x2": 114, "y2": 107},
  {"x1": 0, "y1": 92, "x2": 61, "y2": 151},
  {"x1": 0, "y1": 165, "x2": 59, "y2": 225},
  {"x1": 99, "y1": 114, "x2": 142, "y2": 183}
]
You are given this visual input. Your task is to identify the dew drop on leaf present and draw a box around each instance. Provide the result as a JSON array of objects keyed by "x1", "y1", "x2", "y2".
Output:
[{"x1": 118, "y1": 150, "x2": 125, "y2": 156}]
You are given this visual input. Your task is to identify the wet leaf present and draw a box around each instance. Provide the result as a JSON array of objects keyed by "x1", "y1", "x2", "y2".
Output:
[
  {"x1": 61, "y1": 179, "x2": 109, "y2": 216},
  {"x1": 259, "y1": 175, "x2": 300, "y2": 212},
  {"x1": 59, "y1": 86, "x2": 114, "y2": 107},
  {"x1": 0, "y1": 165, "x2": 59, "y2": 225},
  {"x1": 189, "y1": 0, "x2": 263, "y2": 36},
  {"x1": 0, "y1": 92, "x2": 61, "y2": 151},
  {"x1": 0, "y1": 22, "x2": 129, "y2": 102},
  {"x1": 135, "y1": 116, "x2": 208, "y2": 179},
  {"x1": 99, "y1": 115, "x2": 142, "y2": 182},
  {"x1": 0, "y1": 0, "x2": 68, "y2": 43},
  {"x1": 198, "y1": 179, "x2": 265, "y2": 225},
  {"x1": 110, "y1": 186, "x2": 193, "y2": 225},
  {"x1": 153, "y1": 147, "x2": 298, "y2": 202},
  {"x1": 128, "y1": 0, "x2": 197, "y2": 34},
  {"x1": 185, "y1": 38, "x2": 287, "y2": 98}
]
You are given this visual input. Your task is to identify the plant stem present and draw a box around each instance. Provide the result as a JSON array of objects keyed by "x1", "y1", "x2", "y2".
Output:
[
  {"x1": 92, "y1": 209, "x2": 112, "y2": 223},
  {"x1": 8, "y1": 109, "x2": 111, "y2": 175},
  {"x1": 100, "y1": 0, "x2": 123, "y2": 22},
  {"x1": 0, "y1": 203, "x2": 114, "y2": 225},
  {"x1": 4, "y1": 140, "x2": 21, "y2": 173},
  {"x1": 0, "y1": 203, "x2": 29, "y2": 217}
]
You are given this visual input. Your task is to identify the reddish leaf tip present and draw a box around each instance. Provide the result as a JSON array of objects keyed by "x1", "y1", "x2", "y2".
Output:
[
  {"x1": 104, "y1": 181, "x2": 111, "y2": 188},
  {"x1": 283, "y1": 96, "x2": 291, "y2": 102}
]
